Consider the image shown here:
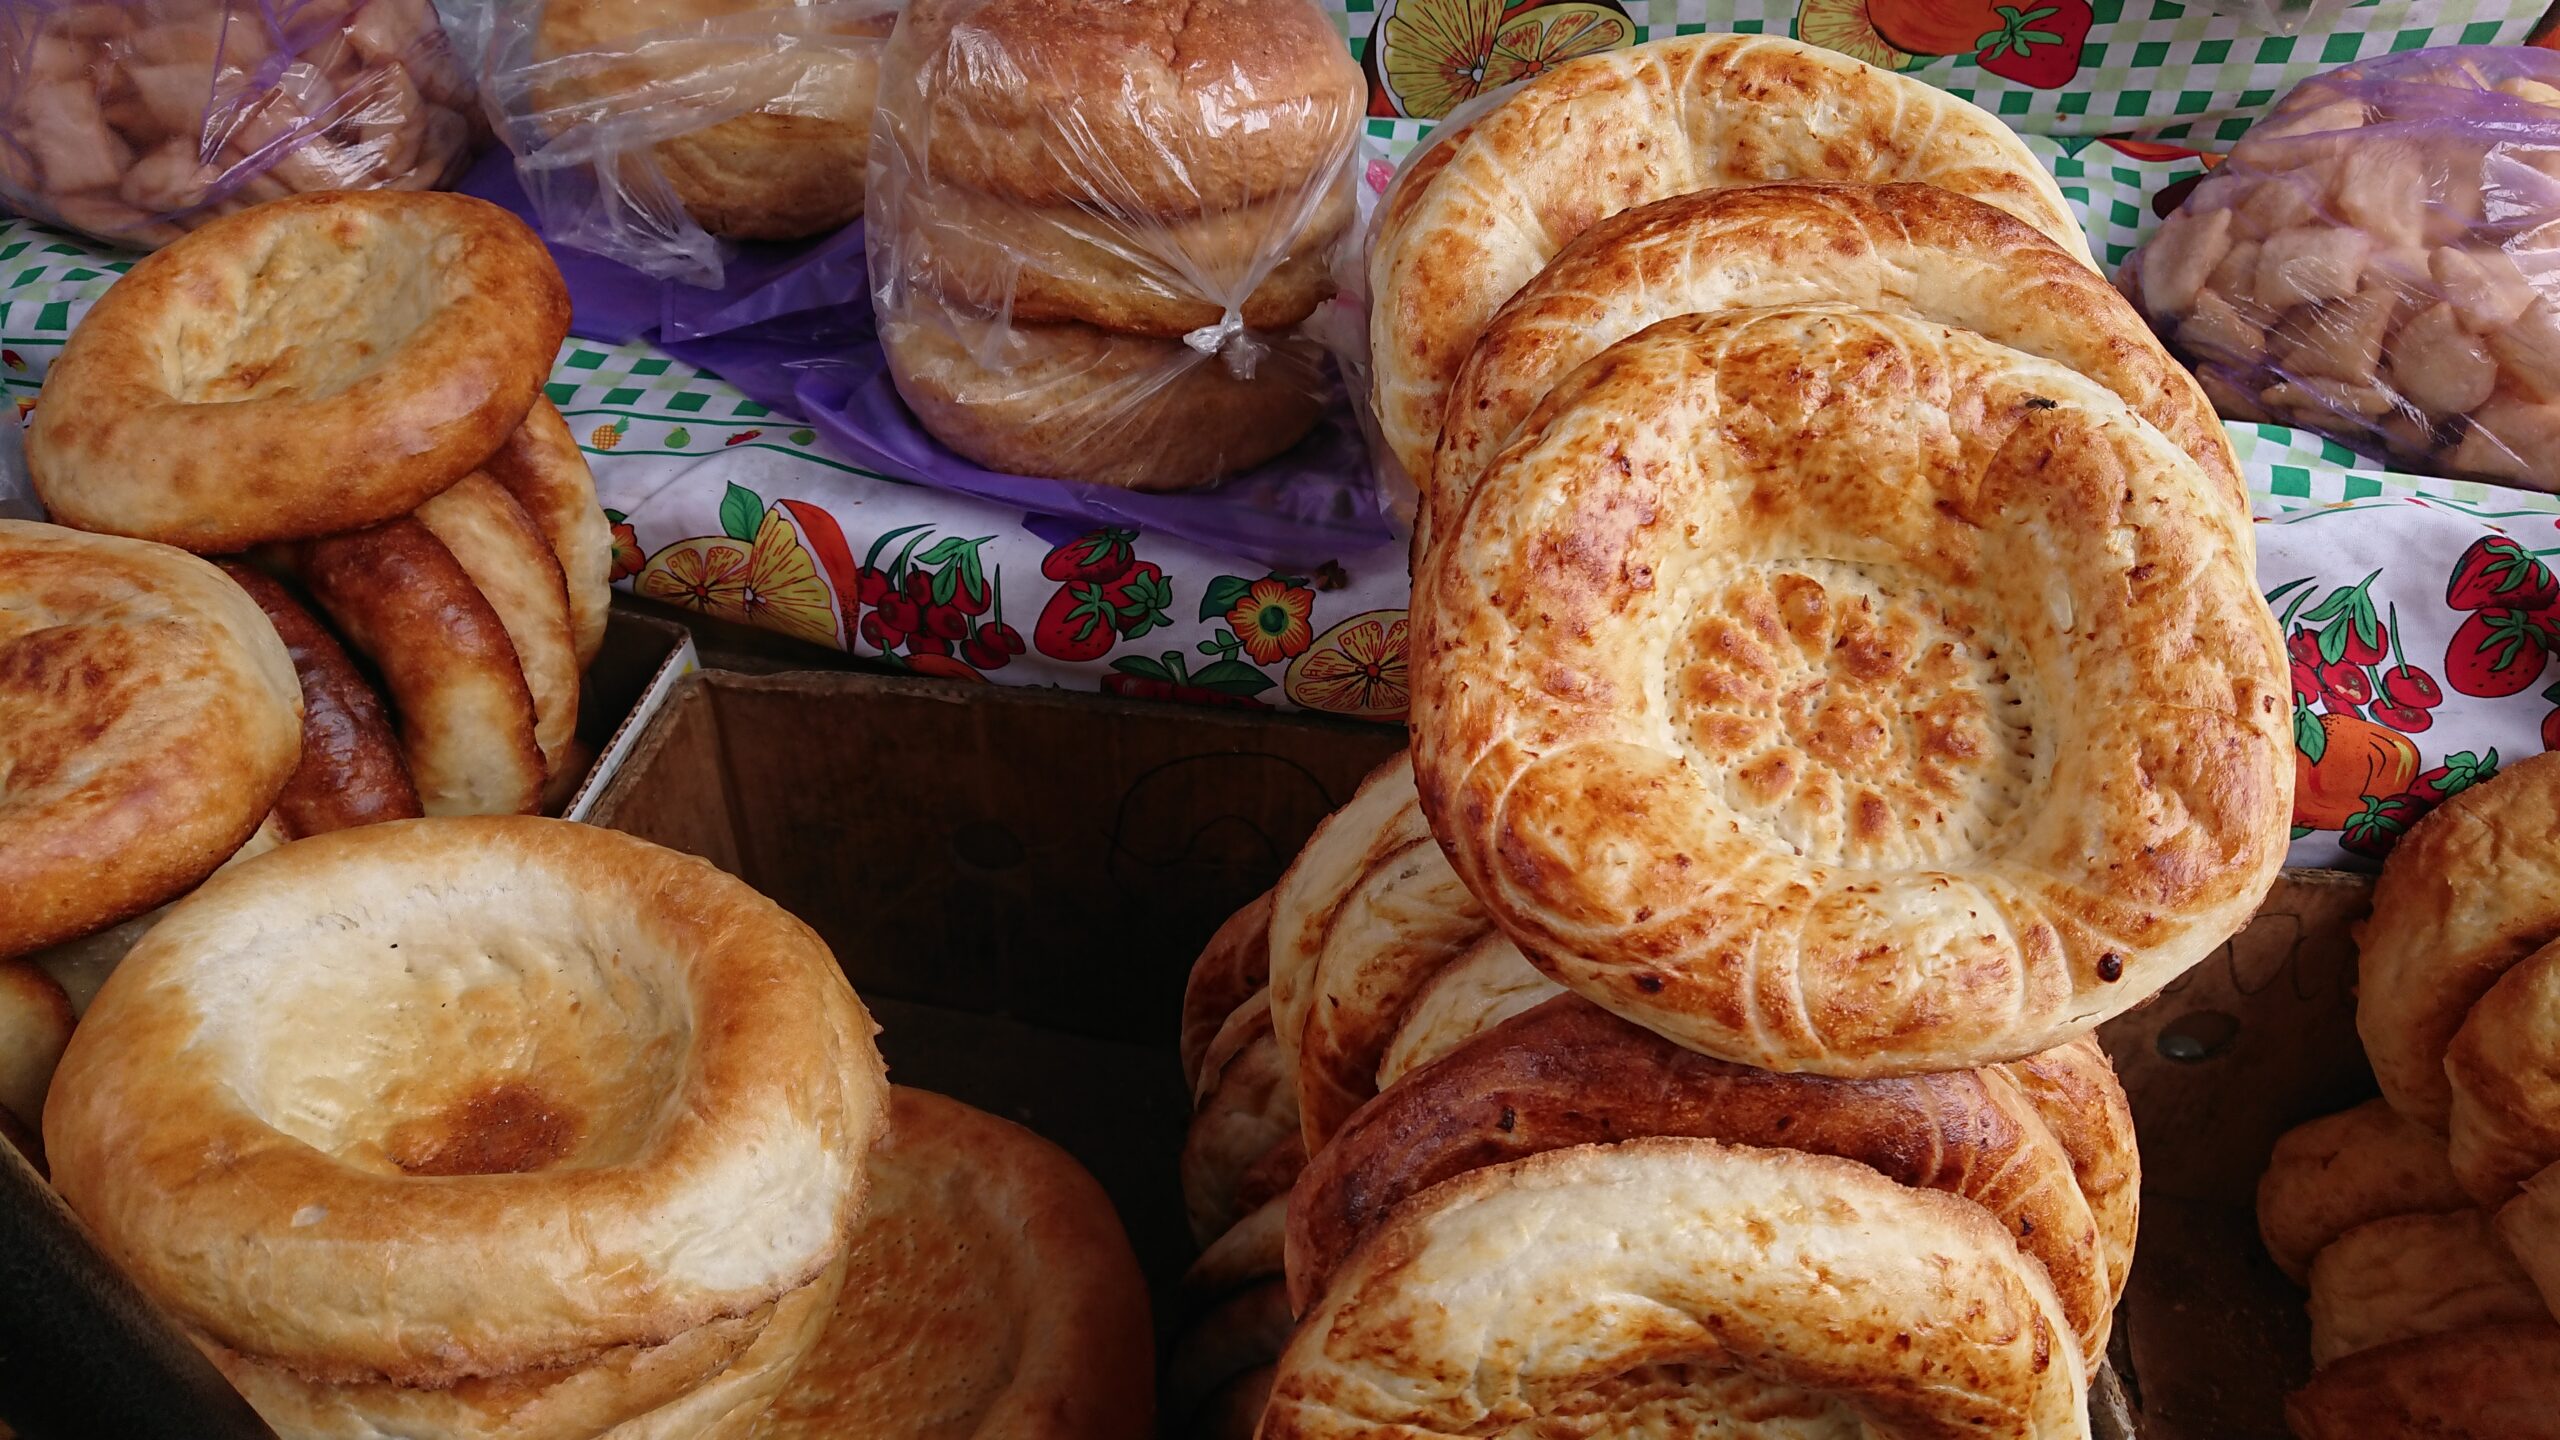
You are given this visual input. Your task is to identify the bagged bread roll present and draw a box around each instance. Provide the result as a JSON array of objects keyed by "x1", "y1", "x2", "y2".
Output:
[
  {"x1": 865, "y1": 0, "x2": 1361, "y2": 492},
  {"x1": 2125, "y1": 45, "x2": 2560, "y2": 490},
  {"x1": 0, "y1": 0, "x2": 480, "y2": 251},
  {"x1": 479, "y1": 0, "x2": 899, "y2": 283}
]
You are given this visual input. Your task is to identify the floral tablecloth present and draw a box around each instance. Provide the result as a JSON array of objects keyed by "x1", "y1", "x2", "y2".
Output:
[{"x1": 10, "y1": 0, "x2": 2560, "y2": 866}]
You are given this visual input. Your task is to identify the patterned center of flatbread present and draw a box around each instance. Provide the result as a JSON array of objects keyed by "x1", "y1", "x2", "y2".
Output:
[{"x1": 1674, "y1": 558, "x2": 2029, "y2": 871}]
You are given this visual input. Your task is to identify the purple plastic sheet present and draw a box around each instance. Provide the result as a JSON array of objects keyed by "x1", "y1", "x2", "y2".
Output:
[{"x1": 461, "y1": 152, "x2": 1392, "y2": 568}]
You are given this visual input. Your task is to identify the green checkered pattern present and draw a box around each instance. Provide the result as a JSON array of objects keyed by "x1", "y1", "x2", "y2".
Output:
[
  {"x1": 1346, "y1": 0, "x2": 2543, "y2": 148},
  {"x1": 2235, "y1": 423, "x2": 2560, "y2": 519},
  {"x1": 540, "y1": 339, "x2": 891, "y2": 475}
]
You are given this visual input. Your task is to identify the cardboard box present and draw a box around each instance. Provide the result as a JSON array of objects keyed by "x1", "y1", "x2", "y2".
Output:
[
  {"x1": 588, "y1": 668, "x2": 2379, "y2": 1436},
  {"x1": 554, "y1": 610, "x2": 701, "y2": 819}
]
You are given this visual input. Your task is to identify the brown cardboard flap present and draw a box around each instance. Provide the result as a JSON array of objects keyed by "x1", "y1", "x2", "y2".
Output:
[
  {"x1": 590, "y1": 671, "x2": 1404, "y2": 1045},
  {"x1": 2097, "y1": 869, "x2": 2378, "y2": 1440}
]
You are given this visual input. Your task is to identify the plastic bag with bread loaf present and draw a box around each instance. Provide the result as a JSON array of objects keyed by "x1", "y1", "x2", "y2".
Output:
[
  {"x1": 473, "y1": 0, "x2": 900, "y2": 285},
  {"x1": 863, "y1": 0, "x2": 1363, "y2": 493},
  {"x1": 0, "y1": 0, "x2": 480, "y2": 251},
  {"x1": 2125, "y1": 45, "x2": 2560, "y2": 491}
]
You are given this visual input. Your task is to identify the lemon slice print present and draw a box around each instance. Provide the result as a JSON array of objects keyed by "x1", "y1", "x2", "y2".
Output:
[{"x1": 1794, "y1": 0, "x2": 1921, "y2": 71}]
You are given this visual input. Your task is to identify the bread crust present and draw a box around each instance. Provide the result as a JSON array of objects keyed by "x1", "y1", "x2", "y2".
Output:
[
  {"x1": 1180, "y1": 891, "x2": 1273, "y2": 1093},
  {"x1": 881, "y1": 0, "x2": 1360, "y2": 215},
  {"x1": 216, "y1": 563, "x2": 422, "y2": 839},
  {"x1": 0, "y1": 522, "x2": 301, "y2": 959},
  {"x1": 2286, "y1": 1322, "x2": 2560, "y2": 1440},
  {"x1": 752, "y1": 1087, "x2": 1152, "y2": 1440},
  {"x1": 285, "y1": 519, "x2": 548, "y2": 817},
  {"x1": 1265, "y1": 752, "x2": 1488, "y2": 1152},
  {"x1": 1410, "y1": 307, "x2": 2288, "y2": 1074},
  {"x1": 879, "y1": 290, "x2": 1328, "y2": 490},
  {"x1": 890, "y1": 177, "x2": 1352, "y2": 337},
  {"x1": 534, "y1": 0, "x2": 893, "y2": 240},
  {"x1": 1287, "y1": 996, "x2": 2132, "y2": 1368},
  {"x1": 1368, "y1": 33, "x2": 2091, "y2": 484},
  {"x1": 483, "y1": 397, "x2": 613, "y2": 671},
  {"x1": 1428, "y1": 182, "x2": 2246, "y2": 550},
  {"x1": 42, "y1": 816, "x2": 887, "y2": 1386},
  {"x1": 415, "y1": 473, "x2": 581, "y2": 780},
  {"x1": 2359, "y1": 751, "x2": 2560, "y2": 1128},
  {"x1": 27, "y1": 191, "x2": 567, "y2": 551},
  {"x1": 2258, "y1": 1098, "x2": 2471, "y2": 1283},
  {"x1": 1265, "y1": 1137, "x2": 2090, "y2": 1439}
]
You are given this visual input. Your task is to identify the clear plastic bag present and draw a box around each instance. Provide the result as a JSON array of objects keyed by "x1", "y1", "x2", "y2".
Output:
[
  {"x1": 0, "y1": 0, "x2": 479, "y2": 250},
  {"x1": 863, "y1": 0, "x2": 1363, "y2": 493},
  {"x1": 2126, "y1": 46, "x2": 2560, "y2": 492},
  {"x1": 475, "y1": 0, "x2": 899, "y2": 286}
]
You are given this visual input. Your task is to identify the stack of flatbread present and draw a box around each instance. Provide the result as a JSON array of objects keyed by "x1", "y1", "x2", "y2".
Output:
[{"x1": 1167, "y1": 30, "x2": 2297, "y2": 1439}]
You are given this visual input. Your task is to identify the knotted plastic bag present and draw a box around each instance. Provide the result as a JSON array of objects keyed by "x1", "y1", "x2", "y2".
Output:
[
  {"x1": 863, "y1": 0, "x2": 1362, "y2": 494},
  {"x1": 2127, "y1": 46, "x2": 2560, "y2": 492},
  {"x1": 0, "y1": 0, "x2": 477, "y2": 249},
  {"x1": 472, "y1": 0, "x2": 898, "y2": 287}
]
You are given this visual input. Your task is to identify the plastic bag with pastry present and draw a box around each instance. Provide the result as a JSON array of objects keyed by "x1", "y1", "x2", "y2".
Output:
[
  {"x1": 0, "y1": 0, "x2": 482, "y2": 251},
  {"x1": 2124, "y1": 45, "x2": 2560, "y2": 490},
  {"x1": 864, "y1": 0, "x2": 1362, "y2": 493},
  {"x1": 473, "y1": 0, "x2": 900, "y2": 284}
]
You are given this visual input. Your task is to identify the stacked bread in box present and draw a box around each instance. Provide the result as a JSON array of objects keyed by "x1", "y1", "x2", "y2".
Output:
[
  {"x1": 865, "y1": 0, "x2": 1361, "y2": 492},
  {"x1": 1170, "y1": 34, "x2": 2295, "y2": 1437},
  {"x1": 0, "y1": 188, "x2": 606, "y2": 1155},
  {"x1": 1, "y1": 184, "x2": 1170, "y2": 1439},
  {"x1": 2257, "y1": 751, "x2": 2560, "y2": 1435}
]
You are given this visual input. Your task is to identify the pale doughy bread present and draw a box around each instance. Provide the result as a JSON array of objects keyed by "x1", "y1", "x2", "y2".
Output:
[
  {"x1": 1182, "y1": 1004, "x2": 1298, "y2": 1247},
  {"x1": 217, "y1": 564, "x2": 422, "y2": 839},
  {"x1": 750, "y1": 1087, "x2": 1152, "y2": 1440},
  {"x1": 879, "y1": 288, "x2": 1328, "y2": 491},
  {"x1": 882, "y1": 0, "x2": 1360, "y2": 216},
  {"x1": 484, "y1": 397, "x2": 613, "y2": 671},
  {"x1": 1285, "y1": 996, "x2": 2133, "y2": 1369},
  {"x1": 1367, "y1": 33, "x2": 2091, "y2": 484},
  {"x1": 2260, "y1": 1099, "x2": 2470, "y2": 1282},
  {"x1": 43, "y1": 816, "x2": 887, "y2": 1387},
  {"x1": 0, "y1": 963, "x2": 73, "y2": 1135},
  {"x1": 285, "y1": 519, "x2": 548, "y2": 817},
  {"x1": 415, "y1": 473, "x2": 582, "y2": 778},
  {"x1": 1265, "y1": 752, "x2": 1487, "y2": 1152},
  {"x1": 27, "y1": 192, "x2": 568, "y2": 551},
  {"x1": 1180, "y1": 892, "x2": 1272, "y2": 1094},
  {"x1": 2496, "y1": 1164, "x2": 2560, "y2": 1321},
  {"x1": 2448, "y1": 938, "x2": 2560, "y2": 1206},
  {"x1": 2287, "y1": 1322, "x2": 2560, "y2": 1440},
  {"x1": 2307, "y1": 1211, "x2": 2546, "y2": 1366},
  {"x1": 1410, "y1": 307, "x2": 2288, "y2": 1074},
  {"x1": 1182, "y1": 1196, "x2": 1287, "y2": 1309},
  {"x1": 893, "y1": 172, "x2": 1353, "y2": 339},
  {"x1": 1427, "y1": 182, "x2": 2245, "y2": 551},
  {"x1": 26, "y1": 817, "x2": 283, "y2": 1023},
  {"x1": 605, "y1": 1252, "x2": 845, "y2": 1439},
  {"x1": 2359, "y1": 751, "x2": 2560, "y2": 1129},
  {"x1": 0, "y1": 522, "x2": 301, "y2": 959},
  {"x1": 1265, "y1": 1137, "x2": 2091, "y2": 1439},
  {"x1": 1374, "y1": 933, "x2": 1560, "y2": 1089},
  {"x1": 1192, "y1": 990, "x2": 1276, "y2": 1109},
  {"x1": 203, "y1": 1261, "x2": 841, "y2": 1440},
  {"x1": 2003, "y1": 1039, "x2": 2145, "y2": 1308},
  {"x1": 536, "y1": 0, "x2": 893, "y2": 241}
]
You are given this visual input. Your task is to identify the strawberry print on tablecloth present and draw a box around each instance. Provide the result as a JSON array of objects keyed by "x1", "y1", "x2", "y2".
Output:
[{"x1": 2263, "y1": 497, "x2": 2560, "y2": 867}]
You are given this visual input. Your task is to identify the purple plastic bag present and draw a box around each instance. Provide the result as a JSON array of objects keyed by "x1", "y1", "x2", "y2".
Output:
[
  {"x1": 463, "y1": 150, "x2": 1392, "y2": 569},
  {"x1": 2127, "y1": 46, "x2": 2560, "y2": 492},
  {"x1": 0, "y1": 0, "x2": 478, "y2": 250}
]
